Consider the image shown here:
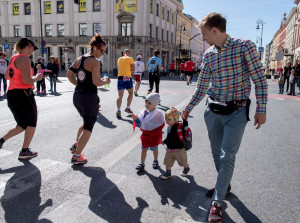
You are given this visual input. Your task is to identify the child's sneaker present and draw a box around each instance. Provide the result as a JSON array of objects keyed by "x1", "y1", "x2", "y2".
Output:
[
  {"x1": 152, "y1": 160, "x2": 159, "y2": 169},
  {"x1": 18, "y1": 148, "x2": 38, "y2": 159},
  {"x1": 161, "y1": 170, "x2": 171, "y2": 180},
  {"x1": 135, "y1": 163, "x2": 145, "y2": 171},
  {"x1": 70, "y1": 142, "x2": 78, "y2": 154},
  {"x1": 71, "y1": 154, "x2": 88, "y2": 165},
  {"x1": 181, "y1": 167, "x2": 190, "y2": 177},
  {"x1": 208, "y1": 201, "x2": 222, "y2": 223}
]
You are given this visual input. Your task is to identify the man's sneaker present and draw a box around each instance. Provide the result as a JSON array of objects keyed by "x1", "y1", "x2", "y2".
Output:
[
  {"x1": 124, "y1": 108, "x2": 133, "y2": 114},
  {"x1": 206, "y1": 185, "x2": 231, "y2": 198},
  {"x1": 18, "y1": 149, "x2": 38, "y2": 159},
  {"x1": 208, "y1": 201, "x2": 222, "y2": 223},
  {"x1": 181, "y1": 167, "x2": 190, "y2": 176},
  {"x1": 70, "y1": 142, "x2": 78, "y2": 154},
  {"x1": 116, "y1": 111, "x2": 122, "y2": 119},
  {"x1": 134, "y1": 91, "x2": 138, "y2": 96},
  {"x1": 71, "y1": 154, "x2": 88, "y2": 165},
  {"x1": 136, "y1": 163, "x2": 145, "y2": 171},
  {"x1": 161, "y1": 170, "x2": 171, "y2": 180},
  {"x1": 152, "y1": 160, "x2": 159, "y2": 169}
]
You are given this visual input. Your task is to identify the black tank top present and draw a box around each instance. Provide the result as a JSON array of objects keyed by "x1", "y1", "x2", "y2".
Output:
[{"x1": 75, "y1": 55, "x2": 97, "y2": 94}]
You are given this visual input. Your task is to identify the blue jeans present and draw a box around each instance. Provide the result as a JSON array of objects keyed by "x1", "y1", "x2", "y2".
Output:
[
  {"x1": 279, "y1": 84, "x2": 284, "y2": 94},
  {"x1": 204, "y1": 106, "x2": 248, "y2": 203},
  {"x1": 49, "y1": 76, "x2": 57, "y2": 91}
]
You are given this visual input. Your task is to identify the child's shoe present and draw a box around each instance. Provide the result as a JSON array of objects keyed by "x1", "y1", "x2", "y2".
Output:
[
  {"x1": 161, "y1": 170, "x2": 171, "y2": 180},
  {"x1": 136, "y1": 163, "x2": 145, "y2": 171},
  {"x1": 152, "y1": 160, "x2": 159, "y2": 169},
  {"x1": 181, "y1": 167, "x2": 190, "y2": 177}
]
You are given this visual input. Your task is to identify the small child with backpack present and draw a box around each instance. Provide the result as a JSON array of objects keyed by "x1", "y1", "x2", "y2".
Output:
[
  {"x1": 161, "y1": 107, "x2": 192, "y2": 180},
  {"x1": 278, "y1": 73, "x2": 284, "y2": 94}
]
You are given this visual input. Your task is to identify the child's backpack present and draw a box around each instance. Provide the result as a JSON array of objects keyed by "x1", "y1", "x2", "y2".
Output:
[{"x1": 177, "y1": 122, "x2": 192, "y2": 150}]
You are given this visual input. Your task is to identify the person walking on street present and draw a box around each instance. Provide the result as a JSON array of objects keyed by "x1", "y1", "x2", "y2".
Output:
[
  {"x1": 67, "y1": 33, "x2": 110, "y2": 164},
  {"x1": 116, "y1": 49, "x2": 135, "y2": 119},
  {"x1": 185, "y1": 58, "x2": 196, "y2": 85},
  {"x1": 181, "y1": 13, "x2": 268, "y2": 223},
  {"x1": 169, "y1": 60, "x2": 175, "y2": 79},
  {"x1": 0, "y1": 52, "x2": 9, "y2": 96},
  {"x1": 180, "y1": 60, "x2": 186, "y2": 80},
  {"x1": 133, "y1": 55, "x2": 145, "y2": 96},
  {"x1": 287, "y1": 69, "x2": 296, "y2": 96},
  {"x1": 47, "y1": 56, "x2": 59, "y2": 93},
  {"x1": 283, "y1": 62, "x2": 291, "y2": 93},
  {"x1": 146, "y1": 50, "x2": 163, "y2": 94},
  {"x1": 0, "y1": 37, "x2": 42, "y2": 159},
  {"x1": 294, "y1": 59, "x2": 300, "y2": 95}
]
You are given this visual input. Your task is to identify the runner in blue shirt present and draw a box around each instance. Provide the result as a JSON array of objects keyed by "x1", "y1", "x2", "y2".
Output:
[{"x1": 146, "y1": 50, "x2": 163, "y2": 94}]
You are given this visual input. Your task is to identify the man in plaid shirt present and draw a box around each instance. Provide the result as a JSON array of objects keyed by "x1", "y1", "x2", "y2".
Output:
[{"x1": 182, "y1": 13, "x2": 268, "y2": 223}]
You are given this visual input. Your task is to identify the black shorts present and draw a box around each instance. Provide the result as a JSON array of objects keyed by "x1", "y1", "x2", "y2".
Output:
[
  {"x1": 73, "y1": 91, "x2": 99, "y2": 132},
  {"x1": 170, "y1": 69, "x2": 175, "y2": 73},
  {"x1": 7, "y1": 89, "x2": 37, "y2": 129},
  {"x1": 180, "y1": 70, "x2": 185, "y2": 74},
  {"x1": 186, "y1": 71, "x2": 194, "y2": 76}
]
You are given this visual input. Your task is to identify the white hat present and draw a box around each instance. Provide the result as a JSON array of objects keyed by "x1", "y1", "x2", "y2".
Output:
[
  {"x1": 145, "y1": 93, "x2": 160, "y2": 107},
  {"x1": 137, "y1": 55, "x2": 142, "y2": 59}
]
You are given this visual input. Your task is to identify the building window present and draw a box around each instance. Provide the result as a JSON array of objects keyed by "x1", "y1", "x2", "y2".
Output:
[
  {"x1": 0, "y1": 26, "x2": 2, "y2": 37},
  {"x1": 57, "y1": 1, "x2": 64, "y2": 13},
  {"x1": 24, "y1": 3, "x2": 31, "y2": 15},
  {"x1": 166, "y1": 31, "x2": 169, "y2": 42},
  {"x1": 156, "y1": 4, "x2": 159, "y2": 17},
  {"x1": 13, "y1": 3, "x2": 20, "y2": 15},
  {"x1": 93, "y1": 0, "x2": 100, "y2": 11},
  {"x1": 172, "y1": 13, "x2": 174, "y2": 24},
  {"x1": 79, "y1": 23, "x2": 87, "y2": 36},
  {"x1": 121, "y1": 23, "x2": 131, "y2": 36},
  {"x1": 25, "y1": 25, "x2": 32, "y2": 37},
  {"x1": 93, "y1": 23, "x2": 101, "y2": 34},
  {"x1": 79, "y1": 47, "x2": 87, "y2": 56},
  {"x1": 162, "y1": 7, "x2": 164, "y2": 19},
  {"x1": 14, "y1": 25, "x2": 20, "y2": 37},
  {"x1": 150, "y1": 0, "x2": 153, "y2": 13},
  {"x1": 167, "y1": 10, "x2": 169, "y2": 22},
  {"x1": 171, "y1": 33, "x2": 173, "y2": 43},
  {"x1": 156, "y1": 26, "x2": 158, "y2": 39},
  {"x1": 57, "y1": 24, "x2": 64, "y2": 36},
  {"x1": 45, "y1": 24, "x2": 52, "y2": 36},
  {"x1": 161, "y1": 29, "x2": 164, "y2": 41},
  {"x1": 149, "y1": 24, "x2": 152, "y2": 37}
]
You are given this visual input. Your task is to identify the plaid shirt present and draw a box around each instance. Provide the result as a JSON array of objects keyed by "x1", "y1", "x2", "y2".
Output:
[{"x1": 185, "y1": 35, "x2": 268, "y2": 114}]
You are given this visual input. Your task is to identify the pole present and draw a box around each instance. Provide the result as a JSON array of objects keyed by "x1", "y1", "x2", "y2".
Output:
[
  {"x1": 260, "y1": 22, "x2": 263, "y2": 60},
  {"x1": 107, "y1": 40, "x2": 110, "y2": 76},
  {"x1": 39, "y1": 0, "x2": 43, "y2": 57}
]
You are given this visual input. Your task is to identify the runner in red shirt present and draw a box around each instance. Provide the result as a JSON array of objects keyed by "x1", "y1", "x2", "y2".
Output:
[
  {"x1": 169, "y1": 60, "x2": 175, "y2": 79},
  {"x1": 185, "y1": 58, "x2": 196, "y2": 85},
  {"x1": 180, "y1": 61, "x2": 186, "y2": 80}
]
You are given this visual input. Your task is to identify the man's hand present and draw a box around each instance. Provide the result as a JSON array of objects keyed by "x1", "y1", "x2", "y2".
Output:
[
  {"x1": 254, "y1": 113, "x2": 266, "y2": 129},
  {"x1": 181, "y1": 109, "x2": 190, "y2": 120}
]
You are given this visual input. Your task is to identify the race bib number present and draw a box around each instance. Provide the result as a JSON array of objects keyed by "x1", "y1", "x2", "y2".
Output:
[{"x1": 123, "y1": 76, "x2": 131, "y2": 81}]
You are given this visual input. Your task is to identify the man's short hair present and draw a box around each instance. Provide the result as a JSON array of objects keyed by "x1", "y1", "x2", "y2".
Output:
[
  {"x1": 0, "y1": 51, "x2": 6, "y2": 57},
  {"x1": 200, "y1": 12, "x2": 226, "y2": 32},
  {"x1": 154, "y1": 50, "x2": 160, "y2": 56},
  {"x1": 124, "y1": 49, "x2": 131, "y2": 55}
]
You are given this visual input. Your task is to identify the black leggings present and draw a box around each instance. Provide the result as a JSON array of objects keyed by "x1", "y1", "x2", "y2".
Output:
[
  {"x1": 73, "y1": 91, "x2": 99, "y2": 132},
  {"x1": 148, "y1": 73, "x2": 160, "y2": 93},
  {"x1": 7, "y1": 89, "x2": 37, "y2": 129}
]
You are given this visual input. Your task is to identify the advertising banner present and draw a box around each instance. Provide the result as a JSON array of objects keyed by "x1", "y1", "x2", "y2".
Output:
[
  {"x1": 44, "y1": 1, "x2": 51, "y2": 14},
  {"x1": 79, "y1": 0, "x2": 87, "y2": 12},
  {"x1": 13, "y1": 3, "x2": 19, "y2": 15},
  {"x1": 115, "y1": 0, "x2": 137, "y2": 13},
  {"x1": 57, "y1": 1, "x2": 64, "y2": 13},
  {"x1": 24, "y1": 3, "x2": 31, "y2": 15}
]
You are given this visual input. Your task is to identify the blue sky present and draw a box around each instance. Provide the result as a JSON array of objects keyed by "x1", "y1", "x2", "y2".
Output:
[{"x1": 183, "y1": 0, "x2": 296, "y2": 49}]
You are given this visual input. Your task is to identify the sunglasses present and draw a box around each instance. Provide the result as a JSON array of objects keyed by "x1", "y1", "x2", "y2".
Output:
[{"x1": 99, "y1": 49, "x2": 106, "y2": 54}]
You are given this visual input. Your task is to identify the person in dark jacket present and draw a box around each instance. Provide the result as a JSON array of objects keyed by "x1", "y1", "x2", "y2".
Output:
[
  {"x1": 46, "y1": 56, "x2": 59, "y2": 93},
  {"x1": 283, "y1": 62, "x2": 292, "y2": 93}
]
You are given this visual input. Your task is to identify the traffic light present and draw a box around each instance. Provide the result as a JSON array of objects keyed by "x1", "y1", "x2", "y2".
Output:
[{"x1": 74, "y1": 0, "x2": 79, "y2": 4}]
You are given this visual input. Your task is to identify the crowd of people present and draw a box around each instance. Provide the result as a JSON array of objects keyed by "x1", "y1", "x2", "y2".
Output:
[{"x1": 0, "y1": 12, "x2": 271, "y2": 223}]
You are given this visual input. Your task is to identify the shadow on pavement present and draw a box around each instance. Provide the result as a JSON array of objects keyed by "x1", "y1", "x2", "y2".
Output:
[
  {"x1": 97, "y1": 112, "x2": 117, "y2": 128},
  {"x1": 72, "y1": 166, "x2": 148, "y2": 223},
  {"x1": 0, "y1": 160, "x2": 52, "y2": 223}
]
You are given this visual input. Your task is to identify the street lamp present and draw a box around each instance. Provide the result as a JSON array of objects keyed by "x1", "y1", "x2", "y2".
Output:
[
  {"x1": 189, "y1": 33, "x2": 201, "y2": 58},
  {"x1": 179, "y1": 24, "x2": 186, "y2": 70},
  {"x1": 39, "y1": 0, "x2": 44, "y2": 57},
  {"x1": 256, "y1": 19, "x2": 264, "y2": 60}
]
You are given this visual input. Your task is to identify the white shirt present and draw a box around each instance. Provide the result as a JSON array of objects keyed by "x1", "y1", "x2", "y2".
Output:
[
  {"x1": 134, "y1": 61, "x2": 145, "y2": 74},
  {"x1": 0, "y1": 58, "x2": 8, "y2": 74}
]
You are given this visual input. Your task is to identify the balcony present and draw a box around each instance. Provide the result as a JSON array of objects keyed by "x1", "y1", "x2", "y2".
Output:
[{"x1": 115, "y1": 36, "x2": 134, "y2": 43}]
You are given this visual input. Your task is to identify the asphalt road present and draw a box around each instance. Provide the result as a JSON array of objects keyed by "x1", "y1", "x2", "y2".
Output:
[{"x1": 0, "y1": 75, "x2": 299, "y2": 223}]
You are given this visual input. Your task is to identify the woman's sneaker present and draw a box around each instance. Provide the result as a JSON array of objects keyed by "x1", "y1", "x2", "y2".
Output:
[
  {"x1": 206, "y1": 185, "x2": 231, "y2": 198},
  {"x1": 181, "y1": 167, "x2": 190, "y2": 176},
  {"x1": 152, "y1": 160, "x2": 159, "y2": 169},
  {"x1": 18, "y1": 148, "x2": 38, "y2": 159},
  {"x1": 161, "y1": 170, "x2": 171, "y2": 180},
  {"x1": 136, "y1": 163, "x2": 145, "y2": 171},
  {"x1": 70, "y1": 142, "x2": 78, "y2": 154},
  {"x1": 71, "y1": 154, "x2": 88, "y2": 165}
]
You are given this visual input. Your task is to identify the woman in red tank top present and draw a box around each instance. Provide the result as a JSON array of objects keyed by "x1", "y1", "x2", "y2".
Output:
[{"x1": 0, "y1": 38, "x2": 42, "y2": 160}]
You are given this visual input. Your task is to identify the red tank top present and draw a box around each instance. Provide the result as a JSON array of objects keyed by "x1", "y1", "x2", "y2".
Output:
[
  {"x1": 180, "y1": 63, "x2": 185, "y2": 71},
  {"x1": 170, "y1": 63, "x2": 175, "y2": 70},
  {"x1": 8, "y1": 54, "x2": 34, "y2": 90},
  {"x1": 185, "y1": 61, "x2": 195, "y2": 72}
]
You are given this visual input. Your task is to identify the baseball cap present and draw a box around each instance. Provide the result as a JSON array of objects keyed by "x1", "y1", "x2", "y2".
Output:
[
  {"x1": 137, "y1": 55, "x2": 142, "y2": 59},
  {"x1": 37, "y1": 56, "x2": 44, "y2": 61},
  {"x1": 19, "y1": 37, "x2": 39, "y2": 50}
]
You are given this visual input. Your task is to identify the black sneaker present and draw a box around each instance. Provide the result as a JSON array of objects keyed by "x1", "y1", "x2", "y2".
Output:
[
  {"x1": 206, "y1": 185, "x2": 231, "y2": 198},
  {"x1": 124, "y1": 108, "x2": 133, "y2": 114},
  {"x1": 152, "y1": 160, "x2": 159, "y2": 169},
  {"x1": 181, "y1": 167, "x2": 190, "y2": 177},
  {"x1": 116, "y1": 111, "x2": 122, "y2": 119},
  {"x1": 136, "y1": 163, "x2": 145, "y2": 171},
  {"x1": 18, "y1": 149, "x2": 38, "y2": 159},
  {"x1": 161, "y1": 170, "x2": 171, "y2": 180}
]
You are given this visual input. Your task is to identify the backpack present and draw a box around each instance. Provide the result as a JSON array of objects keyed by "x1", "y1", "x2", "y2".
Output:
[{"x1": 177, "y1": 122, "x2": 192, "y2": 150}]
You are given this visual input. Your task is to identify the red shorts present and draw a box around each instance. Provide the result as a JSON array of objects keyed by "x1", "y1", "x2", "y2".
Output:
[{"x1": 134, "y1": 74, "x2": 141, "y2": 82}]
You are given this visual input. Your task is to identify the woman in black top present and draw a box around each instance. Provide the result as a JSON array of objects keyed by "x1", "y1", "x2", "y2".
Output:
[{"x1": 67, "y1": 33, "x2": 110, "y2": 164}]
